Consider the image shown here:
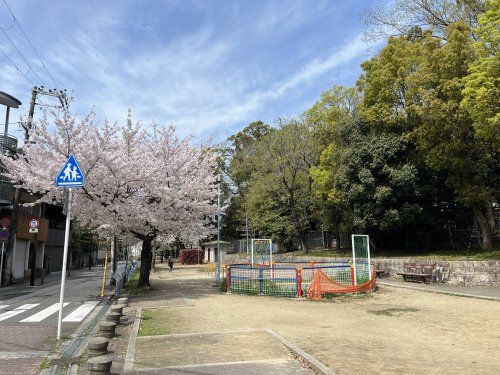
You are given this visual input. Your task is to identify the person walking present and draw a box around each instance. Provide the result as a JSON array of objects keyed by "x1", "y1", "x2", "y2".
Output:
[{"x1": 167, "y1": 256, "x2": 174, "y2": 273}]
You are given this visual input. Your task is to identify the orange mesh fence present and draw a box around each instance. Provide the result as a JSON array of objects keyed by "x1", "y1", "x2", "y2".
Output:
[{"x1": 307, "y1": 269, "x2": 377, "y2": 301}]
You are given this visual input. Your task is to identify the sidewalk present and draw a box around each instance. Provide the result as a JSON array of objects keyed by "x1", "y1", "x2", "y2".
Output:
[
  {"x1": 117, "y1": 265, "x2": 319, "y2": 375},
  {"x1": 378, "y1": 279, "x2": 500, "y2": 301}
]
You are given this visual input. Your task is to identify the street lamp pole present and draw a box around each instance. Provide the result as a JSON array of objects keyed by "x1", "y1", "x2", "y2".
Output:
[{"x1": 216, "y1": 172, "x2": 221, "y2": 284}]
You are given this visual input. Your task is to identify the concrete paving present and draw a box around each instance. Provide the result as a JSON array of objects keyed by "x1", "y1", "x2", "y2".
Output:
[
  {"x1": 127, "y1": 358, "x2": 314, "y2": 375},
  {"x1": 378, "y1": 279, "x2": 500, "y2": 301}
]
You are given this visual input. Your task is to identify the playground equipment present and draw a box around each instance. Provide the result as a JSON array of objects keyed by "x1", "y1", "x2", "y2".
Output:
[
  {"x1": 251, "y1": 238, "x2": 273, "y2": 267},
  {"x1": 226, "y1": 235, "x2": 376, "y2": 300}
]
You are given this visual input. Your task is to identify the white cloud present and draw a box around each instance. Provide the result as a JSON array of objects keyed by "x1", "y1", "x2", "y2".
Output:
[
  {"x1": 167, "y1": 34, "x2": 378, "y2": 138},
  {"x1": 1, "y1": 2, "x2": 379, "y2": 143}
]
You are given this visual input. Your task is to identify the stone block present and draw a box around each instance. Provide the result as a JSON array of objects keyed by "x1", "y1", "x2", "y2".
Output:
[
  {"x1": 106, "y1": 312, "x2": 121, "y2": 323},
  {"x1": 98, "y1": 321, "x2": 116, "y2": 339},
  {"x1": 109, "y1": 305, "x2": 123, "y2": 315},
  {"x1": 87, "y1": 354, "x2": 112, "y2": 374},
  {"x1": 88, "y1": 337, "x2": 109, "y2": 350}
]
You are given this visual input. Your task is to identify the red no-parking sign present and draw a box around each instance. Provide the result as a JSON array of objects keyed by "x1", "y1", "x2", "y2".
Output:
[{"x1": 29, "y1": 219, "x2": 40, "y2": 233}]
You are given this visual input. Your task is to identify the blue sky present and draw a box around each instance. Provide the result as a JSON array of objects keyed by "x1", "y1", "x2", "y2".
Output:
[{"x1": 0, "y1": 0, "x2": 382, "y2": 143}]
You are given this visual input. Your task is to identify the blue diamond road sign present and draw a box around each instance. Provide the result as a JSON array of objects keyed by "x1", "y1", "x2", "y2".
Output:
[{"x1": 55, "y1": 154, "x2": 84, "y2": 187}]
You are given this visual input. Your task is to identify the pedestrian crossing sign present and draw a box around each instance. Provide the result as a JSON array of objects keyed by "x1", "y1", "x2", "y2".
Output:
[{"x1": 55, "y1": 154, "x2": 84, "y2": 187}]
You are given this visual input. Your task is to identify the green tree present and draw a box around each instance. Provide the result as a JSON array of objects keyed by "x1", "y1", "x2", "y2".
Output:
[
  {"x1": 360, "y1": 21, "x2": 497, "y2": 249},
  {"x1": 220, "y1": 121, "x2": 271, "y2": 242},
  {"x1": 409, "y1": 22, "x2": 498, "y2": 248},
  {"x1": 462, "y1": 0, "x2": 500, "y2": 149},
  {"x1": 226, "y1": 121, "x2": 271, "y2": 194},
  {"x1": 246, "y1": 119, "x2": 317, "y2": 250},
  {"x1": 304, "y1": 85, "x2": 362, "y2": 251},
  {"x1": 311, "y1": 119, "x2": 421, "y2": 241}
]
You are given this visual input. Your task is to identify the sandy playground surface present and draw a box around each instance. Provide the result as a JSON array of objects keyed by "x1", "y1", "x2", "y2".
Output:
[{"x1": 133, "y1": 264, "x2": 500, "y2": 374}]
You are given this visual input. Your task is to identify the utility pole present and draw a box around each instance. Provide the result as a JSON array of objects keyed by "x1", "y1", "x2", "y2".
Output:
[
  {"x1": 22, "y1": 86, "x2": 69, "y2": 143},
  {"x1": 245, "y1": 212, "x2": 249, "y2": 255},
  {"x1": 6, "y1": 87, "x2": 68, "y2": 285},
  {"x1": 4, "y1": 86, "x2": 37, "y2": 285},
  {"x1": 109, "y1": 237, "x2": 115, "y2": 286},
  {"x1": 26, "y1": 87, "x2": 37, "y2": 142}
]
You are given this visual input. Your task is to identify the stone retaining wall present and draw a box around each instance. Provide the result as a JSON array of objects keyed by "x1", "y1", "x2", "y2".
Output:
[{"x1": 223, "y1": 253, "x2": 500, "y2": 286}]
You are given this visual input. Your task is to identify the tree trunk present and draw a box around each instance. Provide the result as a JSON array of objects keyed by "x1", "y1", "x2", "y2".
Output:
[
  {"x1": 138, "y1": 236, "x2": 153, "y2": 288},
  {"x1": 152, "y1": 248, "x2": 156, "y2": 271},
  {"x1": 298, "y1": 232, "x2": 308, "y2": 253},
  {"x1": 335, "y1": 230, "x2": 341, "y2": 253},
  {"x1": 487, "y1": 202, "x2": 496, "y2": 234},
  {"x1": 473, "y1": 206, "x2": 493, "y2": 250}
]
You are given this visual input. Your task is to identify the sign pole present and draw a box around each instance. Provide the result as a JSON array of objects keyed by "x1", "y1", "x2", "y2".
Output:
[
  {"x1": 57, "y1": 187, "x2": 72, "y2": 340},
  {"x1": 30, "y1": 233, "x2": 38, "y2": 286},
  {"x1": 0, "y1": 242, "x2": 4, "y2": 285},
  {"x1": 54, "y1": 154, "x2": 84, "y2": 339}
]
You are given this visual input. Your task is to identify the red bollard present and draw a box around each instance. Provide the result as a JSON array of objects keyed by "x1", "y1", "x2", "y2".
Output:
[
  {"x1": 226, "y1": 265, "x2": 231, "y2": 292},
  {"x1": 297, "y1": 266, "x2": 303, "y2": 297}
]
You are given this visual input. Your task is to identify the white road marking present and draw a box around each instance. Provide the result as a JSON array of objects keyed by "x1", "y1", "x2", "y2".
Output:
[
  {"x1": 0, "y1": 350, "x2": 50, "y2": 359},
  {"x1": 63, "y1": 300, "x2": 99, "y2": 322},
  {"x1": 0, "y1": 305, "x2": 9, "y2": 311},
  {"x1": 20, "y1": 302, "x2": 70, "y2": 323},
  {"x1": 0, "y1": 303, "x2": 39, "y2": 321}
]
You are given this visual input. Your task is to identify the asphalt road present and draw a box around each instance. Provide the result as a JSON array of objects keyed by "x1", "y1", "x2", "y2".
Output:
[{"x1": 0, "y1": 263, "x2": 119, "y2": 374}]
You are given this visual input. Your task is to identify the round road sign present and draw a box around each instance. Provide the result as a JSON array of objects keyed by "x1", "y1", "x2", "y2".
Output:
[
  {"x1": 0, "y1": 228, "x2": 9, "y2": 239},
  {"x1": 0, "y1": 217, "x2": 11, "y2": 227},
  {"x1": 29, "y1": 219, "x2": 40, "y2": 229}
]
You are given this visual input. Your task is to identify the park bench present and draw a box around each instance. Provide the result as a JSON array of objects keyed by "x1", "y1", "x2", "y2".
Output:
[
  {"x1": 397, "y1": 263, "x2": 436, "y2": 284},
  {"x1": 373, "y1": 261, "x2": 388, "y2": 278}
]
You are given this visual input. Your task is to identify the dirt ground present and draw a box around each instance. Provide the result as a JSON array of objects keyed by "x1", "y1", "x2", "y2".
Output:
[{"x1": 135, "y1": 264, "x2": 500, "y2": 375}]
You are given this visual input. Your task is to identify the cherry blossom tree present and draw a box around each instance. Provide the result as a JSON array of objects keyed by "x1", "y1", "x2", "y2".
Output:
[{"x1": 1, "y1": 109, "x2": 217, "y2": 287}]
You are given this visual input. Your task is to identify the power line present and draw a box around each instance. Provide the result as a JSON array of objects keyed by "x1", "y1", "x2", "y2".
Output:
[
  {"x1": 0, "y1": 44, "x2": 35, "y2": 85},
  {"x1": 0, "y1": 23, "x2": 47, "y2": 86},
  {"x1": 0, "y1": 16, "x2": 15, "y2": 31},
  {"x1": 2, "y1": 0, "x2": 58, "y2": 87}
]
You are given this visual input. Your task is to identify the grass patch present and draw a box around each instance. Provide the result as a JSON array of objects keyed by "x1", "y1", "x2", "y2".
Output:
[
  {"x1": 368, "y1": 307, "x2": 420, "y2": 317},
  {"x1": 139, "y1": 308, "x2": 173, "y2": 336},
  {"x1": 39, "y1": 356, "x2": 52, "y2": 370},
  {"x1": 124, "y1": 267, "x2": 152, "y2": 296}
]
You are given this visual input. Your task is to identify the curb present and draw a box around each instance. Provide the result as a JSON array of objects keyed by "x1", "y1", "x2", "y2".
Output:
[
  {"x1": 124, "y1": 307, "x2": 142, "y2": 373},
  {"x1": 265, "y1": 329, "x2": 336, "y2": 375},
  {"x1": 378, "y1": 282, "x2": 500, "y2": 301}
]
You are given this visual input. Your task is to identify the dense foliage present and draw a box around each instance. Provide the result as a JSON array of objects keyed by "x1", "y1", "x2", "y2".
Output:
[{"x1": 221, "y1": 0, "x2": 498, "y2": 252}]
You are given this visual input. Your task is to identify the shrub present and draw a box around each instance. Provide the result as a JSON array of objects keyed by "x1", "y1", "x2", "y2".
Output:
[{"x1": 179, "y1": 248, "x2": 204, "y2": 264}]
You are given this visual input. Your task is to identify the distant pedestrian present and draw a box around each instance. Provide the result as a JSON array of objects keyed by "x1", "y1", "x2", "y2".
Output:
[{"x1": 168, "y1": 256, "x2": 174, "y2": 273}]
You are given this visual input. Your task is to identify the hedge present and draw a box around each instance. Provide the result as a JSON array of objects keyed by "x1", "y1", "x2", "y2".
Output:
[{"x1": 179, "y1": 249, "x2": 204, "y2": 264}]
